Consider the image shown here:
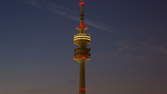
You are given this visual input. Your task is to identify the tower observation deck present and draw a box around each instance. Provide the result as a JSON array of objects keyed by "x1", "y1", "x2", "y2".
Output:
[{"x1": 73, "y1": 0, "x2": 92, "y2": 94}]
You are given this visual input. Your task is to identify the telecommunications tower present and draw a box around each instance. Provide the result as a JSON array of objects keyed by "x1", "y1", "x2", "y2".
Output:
[{"x1": 73, "y1": 0, "x2": 91, "y2": 94}]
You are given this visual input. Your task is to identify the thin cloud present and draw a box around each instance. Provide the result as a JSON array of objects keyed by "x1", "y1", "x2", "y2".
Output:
[
  {"x1": 24, "y1": 0, "x2": 112, "y2": 32},
  {"x1": 111, "y1": 40, "x2": 167, "y2": 56}
]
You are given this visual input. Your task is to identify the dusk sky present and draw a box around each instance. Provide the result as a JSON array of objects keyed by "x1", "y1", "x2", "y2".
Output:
[{"x1": 0, "y1": 0, "x2": 167, "y2": 94}]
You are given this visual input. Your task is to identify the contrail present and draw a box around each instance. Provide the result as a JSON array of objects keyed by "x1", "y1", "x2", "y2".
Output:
[{"x1": 24, "y1": 0, "x2": 112, "y2": 32}]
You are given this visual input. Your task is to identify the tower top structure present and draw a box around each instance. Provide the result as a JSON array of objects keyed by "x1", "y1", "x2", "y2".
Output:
[
  {"x1": 75, "y1": 0, "x2": 88, "y2": 33},
  {"x1": 73, "y1": 0, "x2": 91, "y2": 63}
]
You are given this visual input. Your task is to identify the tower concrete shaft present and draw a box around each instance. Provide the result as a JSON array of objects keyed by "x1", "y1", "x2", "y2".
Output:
[{"x1": 79, "y1": 61, "x2": 86, "y2": 94}]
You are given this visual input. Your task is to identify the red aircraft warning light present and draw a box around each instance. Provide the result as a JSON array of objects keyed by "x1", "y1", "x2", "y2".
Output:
[
  {"x1": 79, "y1": 1, "x2": 86, "y2": 6},
  {"x1": 80, "y1": 88, "x2": 87, "y2": 91}
]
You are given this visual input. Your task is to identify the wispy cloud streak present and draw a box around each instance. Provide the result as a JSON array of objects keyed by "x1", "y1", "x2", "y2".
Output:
[
  {"x1": 24, "y1": 0, "x2": 112, "y2": 32},
  {"x1": 112, "y1": 40, "x2": 167, "y2": 56}
]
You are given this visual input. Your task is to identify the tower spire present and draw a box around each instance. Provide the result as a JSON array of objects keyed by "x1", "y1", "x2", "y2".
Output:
[{"x1": 76, "y1": 0, "x2": 88, "y2": 33}]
